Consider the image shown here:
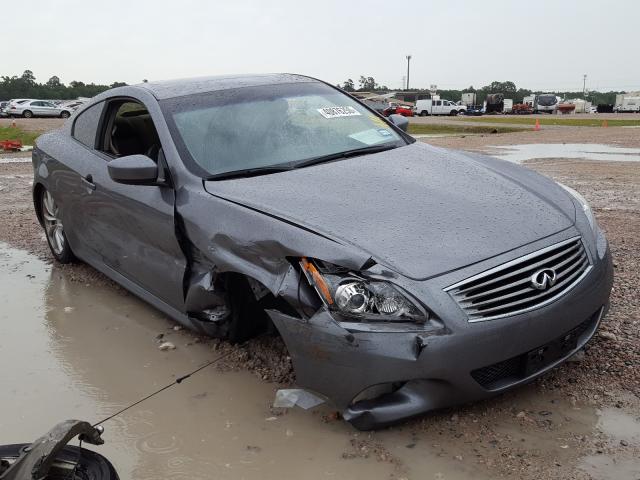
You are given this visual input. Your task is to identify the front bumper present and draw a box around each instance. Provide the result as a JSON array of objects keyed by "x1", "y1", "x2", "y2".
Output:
[{"x1": 268, "y1": 230, "x2": 613, "y2": 430}]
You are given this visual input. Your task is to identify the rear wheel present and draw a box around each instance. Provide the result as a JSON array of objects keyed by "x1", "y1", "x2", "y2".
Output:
[
  {"x1": 60, "y1": 110, "x2": 70, "y2": 118},
  {"x1": 420, "y1": 110, "x2": 429, "y2": 116},
  {"x1": 22, "y1": 110, "x2": 33, "y2": 118},
  {"x1": 41, "y1": 188, "x2": 76, "y2": 263}
]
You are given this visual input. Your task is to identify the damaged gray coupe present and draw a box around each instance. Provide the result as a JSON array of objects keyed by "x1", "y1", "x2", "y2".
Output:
[{"x1": 32, "y1": 74, "x2": 613, "y2": 430}]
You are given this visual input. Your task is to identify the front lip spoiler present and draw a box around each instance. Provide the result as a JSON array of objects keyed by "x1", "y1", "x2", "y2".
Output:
[{"x1": 343, "y1": 306, "x2": 605, "y2": 431}]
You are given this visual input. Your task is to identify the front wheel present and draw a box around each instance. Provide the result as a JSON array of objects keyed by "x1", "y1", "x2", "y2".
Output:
[
  {"x1": 23, "y1": 110, "x2": 33, "y2": 118},
  {"x1": 226, "y1": 274, "x2": 269, "y2": 343},
  {"x1": 449, "y1": 110, "x2": 458, "y2": 116},
  {"x1": 41, "y1": 188, "x2": 76, "y2": 263},
  {"x1": 60, "y1": 110, "x2": 70, "y2": 118},
  {"x1": 420, "y1": 110, "x2": 429, "y2": 116}
]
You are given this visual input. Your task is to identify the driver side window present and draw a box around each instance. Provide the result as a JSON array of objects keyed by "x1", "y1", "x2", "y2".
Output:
[{"x1": 100, "y1": 101, "x2": 161, "y2": 161}]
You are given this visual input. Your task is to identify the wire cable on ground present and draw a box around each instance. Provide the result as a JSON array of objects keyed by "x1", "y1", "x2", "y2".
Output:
[{"x1": 92, "y1": 348, "x2": 237, "y2": 428}]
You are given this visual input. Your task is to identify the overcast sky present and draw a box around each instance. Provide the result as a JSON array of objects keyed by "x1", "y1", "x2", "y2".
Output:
[{"x1": 5, "y1": 0, "x2": 639, "y2": 92}]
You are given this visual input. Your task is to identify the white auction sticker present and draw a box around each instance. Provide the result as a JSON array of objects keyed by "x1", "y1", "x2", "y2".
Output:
[{"x1": 317, "y1": 106, "x2": 361, "y2": 119}]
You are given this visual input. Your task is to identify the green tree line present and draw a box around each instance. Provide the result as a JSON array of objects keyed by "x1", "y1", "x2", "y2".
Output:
[
  {"x1": 0, "y1": 70, "x2": 127, "y2": 100},
  {"x1": 2, "y1": 70, "x2": 625, "y2": 106},
  {"x1": 341, "y1": 77, "x2": 624, "y2": 105}
]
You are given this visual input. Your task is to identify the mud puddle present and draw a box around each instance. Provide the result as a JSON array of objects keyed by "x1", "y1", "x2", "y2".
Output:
[
  {"x1": 489, "y1": 143, "x2": 640, "y2": 163},
  {"x1": 2, "y1": 243, "x2": 638, "y2": 479},
  {"x1": 0, "y1": 244, "x2": 486, "y2": 479},
  {"x1": 412, "y1": 134, "x2": 481, "y2": 139}
]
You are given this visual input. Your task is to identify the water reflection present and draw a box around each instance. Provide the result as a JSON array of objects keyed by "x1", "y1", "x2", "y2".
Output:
[{"x1": 491, "y1": 143, "x2": 640, "y2": 163}]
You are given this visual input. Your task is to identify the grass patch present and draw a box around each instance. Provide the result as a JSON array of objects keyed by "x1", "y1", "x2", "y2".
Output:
[
  {"x1": 408, "y1": 123, "x2": 521, "y2": 135},
  {"x1": 0, "y1": 126, "x2": 41, "y2": 146},
  {"x1": 450, "y1": 116, "x2": 640, "y2": 127}
]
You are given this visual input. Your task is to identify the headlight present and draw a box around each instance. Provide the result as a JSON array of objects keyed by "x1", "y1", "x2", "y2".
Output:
[
  {"x1": 557, "y1": 182, "x2": 596, "y2": 232},
  {"x1": 300, "y1": 258, "x2": 427, "y2": 322}
]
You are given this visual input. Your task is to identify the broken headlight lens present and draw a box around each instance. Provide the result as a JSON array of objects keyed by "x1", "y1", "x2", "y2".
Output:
[{"x1": 300, "y1": 258, "x2": 427, "y2": 322}]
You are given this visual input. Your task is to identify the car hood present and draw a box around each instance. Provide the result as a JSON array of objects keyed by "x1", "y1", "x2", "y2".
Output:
[{"x1": 204, "y1": 143, "x2": 575, "y2": 280}]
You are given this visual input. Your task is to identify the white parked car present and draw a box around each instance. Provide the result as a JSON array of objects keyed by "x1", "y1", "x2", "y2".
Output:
[
  {"x1": 1, "y1": 99, "x2": 30, "y2": 116},
  {"x1": 5, "y1": 99, "x2": 72, "y2": 118}
]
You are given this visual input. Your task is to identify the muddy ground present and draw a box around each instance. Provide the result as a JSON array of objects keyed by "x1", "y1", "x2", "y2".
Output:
[{"x1": 1, "y1": 119, "x2": 639, "y2": 479}]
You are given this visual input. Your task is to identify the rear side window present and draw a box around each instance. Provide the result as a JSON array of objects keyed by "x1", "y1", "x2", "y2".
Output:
[{"x1": 73, "y1": 102, "x2": 104, "y2": 148}]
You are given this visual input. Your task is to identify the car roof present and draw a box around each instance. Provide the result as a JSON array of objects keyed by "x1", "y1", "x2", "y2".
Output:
[{"x1": 136, "y1": 73, "x2": 318, "y2": 100}]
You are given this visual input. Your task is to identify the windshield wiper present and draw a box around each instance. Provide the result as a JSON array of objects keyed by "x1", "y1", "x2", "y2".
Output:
[
  {"x1": 205, "y1": 165, "x2": 294, "y2": 181},
  {"x1": 292, "y1": 144, "x2": 399, "y2": 169},
  {"x1": 205, "y1": 144, "x2": 399, "y2": 180}
]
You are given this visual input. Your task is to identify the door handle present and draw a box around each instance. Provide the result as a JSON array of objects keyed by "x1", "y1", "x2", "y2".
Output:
[{"x1": 82, "y1": 174, "x2": 96, "y2": 191}]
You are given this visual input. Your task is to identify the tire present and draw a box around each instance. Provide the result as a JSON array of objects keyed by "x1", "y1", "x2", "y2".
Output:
[
  {"x1": 22, "y1": 110, "x2": 33, "y2": 118},
  {"x1": 40, "y1": 188, "x2": 76, "y2": 263},
  {"x1": 0, "y1": 444, "x2": 119, "y2": 480},
  {"x1": 420, "y1": 110, "x2": 429, "y2": 116},
  {"x1": 449, "y1": 110, "x2": 458, "y2": 116},
  {"x1": 60, "y1": 110, "x2": 70, "y2": 118}
]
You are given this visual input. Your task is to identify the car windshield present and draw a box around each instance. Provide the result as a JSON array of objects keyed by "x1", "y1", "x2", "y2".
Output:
[
  {"x1": 537, "y1": 95, "x2": 557, "y2": 106},
  {"x1": 161, "y1": 82, "x2": 407, "y2": 177}
]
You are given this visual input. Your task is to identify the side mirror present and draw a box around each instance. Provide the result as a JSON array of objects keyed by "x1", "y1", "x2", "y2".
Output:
[
  {"x1": 107, "y1": 154, "x2": 158, "y2": 185},
  {"x1": 388, "y1": 113, "x2": 409, "y2": 132}
]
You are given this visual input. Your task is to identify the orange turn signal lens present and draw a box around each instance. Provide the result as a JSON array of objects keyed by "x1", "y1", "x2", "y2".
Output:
[{"x1": 301, "y1": 257, "x2": 334, "y2": 305}]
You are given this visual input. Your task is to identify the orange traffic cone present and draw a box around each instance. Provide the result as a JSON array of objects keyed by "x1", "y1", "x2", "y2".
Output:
[
  {"x1": 602, "y1": 120, "x2": 608, "y2": 128},
  {"x1": 534, "y1": 119, "x2": 541, "y2": 131}
]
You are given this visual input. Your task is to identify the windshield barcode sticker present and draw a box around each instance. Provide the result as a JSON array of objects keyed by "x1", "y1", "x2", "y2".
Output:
[{"x1": 317, "y1": 106, "x2": 361, "y2": 119}]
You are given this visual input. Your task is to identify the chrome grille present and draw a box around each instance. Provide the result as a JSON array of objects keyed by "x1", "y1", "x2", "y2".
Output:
[{"x1": 445, "y1": 237, "x2": 592, "y2": 322}]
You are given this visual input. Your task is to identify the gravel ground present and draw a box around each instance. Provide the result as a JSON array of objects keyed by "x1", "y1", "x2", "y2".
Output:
[
  {"x1": 1, "y1": 123, "x2": 638, "y2": 479},
  {"x1": 522, "y1": 158, "x2": 640, "y2": 396},
  {"x1": 421, "y1": 124, "x2": 640, "y2": 150},
  {"x1": 0, "y1": 117, "x2": 65, "y2": 132}
]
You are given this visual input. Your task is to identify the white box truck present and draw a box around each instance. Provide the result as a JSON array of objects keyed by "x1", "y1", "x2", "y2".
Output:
[
  {"x1": 503, "y1": 99, "x2": 513, "y2": 113},
  {"x1": 461, "y1": 92, "x2": 477, "y2": 107},
  {"x1": 614, "y1": 94, "x2": 640, "y2": 113}
]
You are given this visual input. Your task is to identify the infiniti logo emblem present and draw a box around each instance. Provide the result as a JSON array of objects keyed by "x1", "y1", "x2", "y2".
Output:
[{"x1": 531, "y1": 268, "x2": 557, "y2": 290}]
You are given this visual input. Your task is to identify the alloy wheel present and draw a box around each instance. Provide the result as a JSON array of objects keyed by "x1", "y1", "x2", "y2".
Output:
[{"x1": 42, "y1": 190, "x2": 65, "y2": 255}]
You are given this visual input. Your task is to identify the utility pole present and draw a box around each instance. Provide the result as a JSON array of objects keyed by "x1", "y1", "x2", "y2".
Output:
[
  {"x1": 406, "y1": 55, "x2": 412, "y2": 91},
  {"x1": 583, "y1": 74, "x2": 587, "y2": 97}
]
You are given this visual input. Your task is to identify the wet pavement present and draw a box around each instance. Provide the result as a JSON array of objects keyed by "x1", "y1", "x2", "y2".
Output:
[{"x1": 490, "y1": 143, "x2": 640, "y2": 163}]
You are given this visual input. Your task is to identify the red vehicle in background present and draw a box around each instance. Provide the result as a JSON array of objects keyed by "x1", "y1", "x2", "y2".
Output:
[{"x1": 382, "y1": 105, "x2": 414, "y2": 117}]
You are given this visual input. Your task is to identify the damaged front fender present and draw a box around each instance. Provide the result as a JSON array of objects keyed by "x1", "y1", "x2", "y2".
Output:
[{"x1": 177, "y1": 187, "x2": 374, "y2": 322}]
